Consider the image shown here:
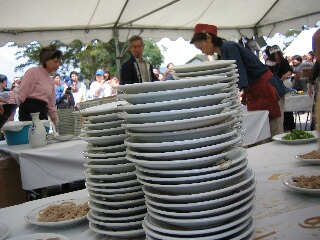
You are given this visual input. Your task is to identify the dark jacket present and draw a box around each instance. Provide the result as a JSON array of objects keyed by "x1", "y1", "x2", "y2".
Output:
[{"x1": 120, "y1": 55, "x2": 158, "y2": 85}]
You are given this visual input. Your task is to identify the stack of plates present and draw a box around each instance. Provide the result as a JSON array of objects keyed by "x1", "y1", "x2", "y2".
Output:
[
  {"x1": 57, "y1": 108, "x2": 76, "y2": 136},
  {"x1": 80, "y1": 101, "x2": 146, "y2": 238},
  {"x1": 114, "y1": 60, "x2": 255, "y2": 239},
  {"x1": 72, "y1": 111, "x2": 82, "y2": 137}
]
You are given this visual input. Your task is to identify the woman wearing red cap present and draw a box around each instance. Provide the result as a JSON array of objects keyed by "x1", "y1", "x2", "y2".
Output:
[{"x1": 190, "y1": 24, "x2": 287, "y2": 136}]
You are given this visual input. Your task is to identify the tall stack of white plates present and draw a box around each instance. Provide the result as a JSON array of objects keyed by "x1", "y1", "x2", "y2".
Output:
[
  {"x1": 57, "y1": 108, "x2": 77, "y2": 136},
  {"x1": 114, "y1": 60, "x2": 256, "y2": 240},
  {"x1": 79, "y1": 101, "x2": 146, "y2": 238}
]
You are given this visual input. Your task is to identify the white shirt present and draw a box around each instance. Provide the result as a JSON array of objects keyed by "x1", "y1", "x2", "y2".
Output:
[
  {"x1": 90, "y1": 81, "x2": 112, "y2": 99},
  {"x1": 72, "y1": 81, "x2": 87, "y2": 105}
]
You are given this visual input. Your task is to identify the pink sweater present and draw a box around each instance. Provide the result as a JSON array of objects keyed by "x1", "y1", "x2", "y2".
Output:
[{"x1": 18, "y1": 66, "x2": 57, "y2": 121}]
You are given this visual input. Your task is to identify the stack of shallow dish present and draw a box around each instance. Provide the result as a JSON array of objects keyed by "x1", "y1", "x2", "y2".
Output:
[
  {"x1": 79, "y1": 101, "x2": 146, "y2": 238},
  {"x1": 72, "y1": 111, "x2": 82, "y2": 137},
  {"x1": 114, "y1": 60, "x2": 255, "y2": 239},
  {"x1": 57, "y1": 108, "x2": 76, "y2": 136}
]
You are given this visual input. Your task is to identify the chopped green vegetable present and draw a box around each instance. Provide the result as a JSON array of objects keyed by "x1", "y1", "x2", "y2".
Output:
[{"x1": 282, "y1": 129, "x2": 315, "y2": 140}]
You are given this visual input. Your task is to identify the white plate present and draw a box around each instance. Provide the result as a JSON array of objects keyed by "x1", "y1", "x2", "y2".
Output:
[
  {"x1": 125, "y1": 129, "x2": 237, "y2": 152},
  {"x1": 80, "y1": 133, "x2": 128, "y2": 146},
  {"x1": 126, "y1": 116, "x2": 237, "y2": 143},
  {"x1": 88, "y1": 201, "x2": 146, "y2": 216},
  {"x1": 135, "y1": 147, "x2": 247, "y2": 176},
  {"x1": 84, "y1": 112, "x2": 121, "y2": 123},
  {"x1": 122, "y1": 110, "x2": 236, "y2": 133},
  {"x1": 54, "y1": 134, "x2": 75, "y2": 142},
  {"x1": 85, "y1": 169, "x2": 136, "y2": 181},
  {"x1": 295, "y1": 150, "x2": 320, "y2": 165},
  {"x1": 118, "y1": 83, "x2": 229, "y2": 104},
  {"x1": 90, "y1": 209, "x2": 145, "y2": 223},
  {"x1": 81, "y1": 126, "x2": 125, "y2": 137},
  {"x1": 87, "y1": 212, "x2": 143, "y2": 230},
  {"x1": 145, "y1": 187, "x2": 255, "y2": 215},
  {"x1": 86, "y1": 143, "x2": 126, "y2": 153},
  {"x1": 84, "y1": 150, "x2": 126, "y2": 159},
  {"x1": 84, "y1": 162, "x2": 135, "y2": 174},
  {"x1": 24, "y1": 198, "x2": 88, "y2": 228},
  {"x1": 89, "y1": 194, "x2": 145, "y2": 208},
  {"x1": 7, "y1": 233, "x2": 70, "y2": 240},
  {"x1": 137, "y1": 166, "x2": 248, "y2": 195},
  {"x1": 119, "y1": 102, "x2": 231, "y2": 124},
  {"x1": 272, "y1": 131, "x2": 318, "y2": 144},
  {"x1": 83, "y1": 119, "x2": 125, "y2": 130},
  {"x1": 126, "y1": 133, "x2": 242, "y2": 161},
  {"x1": 142, "y1": 168, "x2": 254, "y2": 203},
  {"x1": 174, "y1": 64, "x2": 237, "y2": 77},
  {"x1": 143, "y1": 207, "x2": 254, "y2": 237},
  {"x1": 0, "y1": 223, "x2": 10, "y2": 240},
  {"x1": 282, "y1": 172, "x2": 320, "y2": 196},
  {"x1": 86, "y1": 183, "x2": 142, "y2": 194},
  {"x1": 118, "y1": 92, "x2": 231, "y2": 114},
  {"x1": 147, "y1": 199, "x2": 254, "y2": 229},
  {"x1": 114, "y1": 75, "x2": 226, "y2": 94},
  {"x1": 88, "y1": 189, "x2": 144, "y2": 201},
  {"x1": 89, "y1": 222, "x2": 145, "y2": 237},
  {"x1": 80, "y1": 100, "x2": 127, "y2": 116},
  {"x1": 85, "y1": 156, "x2": 129, "y2": 165},
  {"x1": 172, "y1": 60, "x2": 236, "y2": 73}
]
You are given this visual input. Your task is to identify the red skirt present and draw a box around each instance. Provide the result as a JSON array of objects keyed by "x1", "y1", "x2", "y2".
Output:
[{"x1": 242, "y1": 70, "x2": 281, "y2": 120}]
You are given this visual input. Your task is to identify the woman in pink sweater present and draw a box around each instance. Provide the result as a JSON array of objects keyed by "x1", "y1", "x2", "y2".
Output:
[{"x1": 17, "y1": 45, "x2": 62, "y2": 128}]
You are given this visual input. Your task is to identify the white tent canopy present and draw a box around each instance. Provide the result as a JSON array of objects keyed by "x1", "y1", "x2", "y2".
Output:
[
  {"x1": 283, "y1": 27, "x2": 320, "y2": 56},
  {"x1": 1, "y1": 0, "x2": 320, "y2": 47}
]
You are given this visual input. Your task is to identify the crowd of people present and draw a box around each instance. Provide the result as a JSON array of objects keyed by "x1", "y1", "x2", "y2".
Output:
[{"x1": 0, "y1": 26, "x2": 319, "y2": 140}]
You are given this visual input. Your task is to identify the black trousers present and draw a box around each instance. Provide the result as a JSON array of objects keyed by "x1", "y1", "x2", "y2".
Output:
[{"x1": 19, "y1": 98, "x2": 48, "y2": 121}]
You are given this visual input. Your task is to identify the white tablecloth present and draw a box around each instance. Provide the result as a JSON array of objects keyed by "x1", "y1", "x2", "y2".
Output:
[
  {"x1": 284, "y1": 93, "x2": 314, "y2": 112},
  {"x1": 0, "y1": 140, "x2": 87, "y2": 190},
  {"x1": 0, "y1": 141, "x2": 319, "y2": 239},
  {"x1": 242, "y1": 110, "x2": 271, "y2": 146}
]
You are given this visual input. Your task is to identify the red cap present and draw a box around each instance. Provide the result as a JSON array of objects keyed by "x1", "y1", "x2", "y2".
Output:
[{"x1": 194, "y1": 24, "x2": 217, "y2": 35}]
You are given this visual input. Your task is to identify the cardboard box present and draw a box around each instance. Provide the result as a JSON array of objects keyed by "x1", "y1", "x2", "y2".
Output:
[{"x1": 0, "y1": 154, "x2": 26, "y2": 208}]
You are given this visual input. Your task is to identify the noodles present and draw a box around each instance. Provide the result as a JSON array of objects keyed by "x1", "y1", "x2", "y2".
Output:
[
  {"x1": 298, "y1": 216, "x2": 320, "y2": 228},
  {"x1": 292, "y1": 175, "x2": 320, "y2": 189},
  {"x1": 297, "y1": 150, "x2": 320, "y2": 159},
  {"x1": 37, "y1": 201, "x2": 89, "y2": 222}
]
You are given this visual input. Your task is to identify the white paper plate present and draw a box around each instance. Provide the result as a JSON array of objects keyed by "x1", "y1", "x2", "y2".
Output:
[
  {"x1": 24, "y1": 198, "x2": 88, "y2": 228},
  {"x1": 118, "y1": 92, "x2": 231, "y2": 114},
  {"x1": 114, "y1": 75, "x2": 226, "y2": 94},
  {"x1": 172, "y1": 60, "x2": 236, "y2": 73},
  {"x1": 0, "y1": 223, "x2": 10, "y2": 240},
  {"x1": 7, "y1": 233, "x2": 70, "y2": 240},
  {"x1": 118, "y1": 83, "x2": 229, "y2": 104},
  {"x1": 174, "y1": 64, "x2": 237, "y2": 77},
  {"x1": 122, "y1": 110, "x2": 236, "y2": 133},
  {"x1": 272, "y1": 131, "x2": 318, "y2": 144},
  {"x1": 282, "y1": 172, "x2": 320, "y2": 196},
  {"x1": 295, "y1": 150, "x2": 320, "y2": 165}
]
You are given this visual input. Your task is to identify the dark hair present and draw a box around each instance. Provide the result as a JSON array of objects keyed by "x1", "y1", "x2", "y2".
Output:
[
  {"x1": 53, "y1": 73, "x2": 60, "y2": 78},
  {"x1": 190, "y1": 32, "x2": 225, "y2": 48},
  {"x1": 292, "y1": 55, "x2": 302, "y2": 62},
  {"x1": 129, "y1": 35, "x2": 144, "y2": 47},
  {"x1": 70, "y1": 71, "x2": 78, "y2": 78},
  {"x1": 103, "y1": 68, "x2": 111, "y2": 80},
  {"x1": 0, "y1": 74, "x2": 7, "y2": 83},
  {"x1": 167, "y1": 63, "x2": 174, "y2": 68}
]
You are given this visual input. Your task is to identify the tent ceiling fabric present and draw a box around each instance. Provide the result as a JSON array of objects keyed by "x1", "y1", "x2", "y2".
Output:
[{"x1": 1, "y1": 0, "x2": 320, "y2": 46}]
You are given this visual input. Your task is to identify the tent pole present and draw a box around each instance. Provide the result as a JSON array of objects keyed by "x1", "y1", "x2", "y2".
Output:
[{"x1": 113, "y1": 28, "x2": 121, "y2": 77}]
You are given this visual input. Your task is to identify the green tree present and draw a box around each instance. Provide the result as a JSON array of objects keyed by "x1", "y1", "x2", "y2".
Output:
[{"x1": 13, "y1": 37, "x2": 164, "y2": 81}]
